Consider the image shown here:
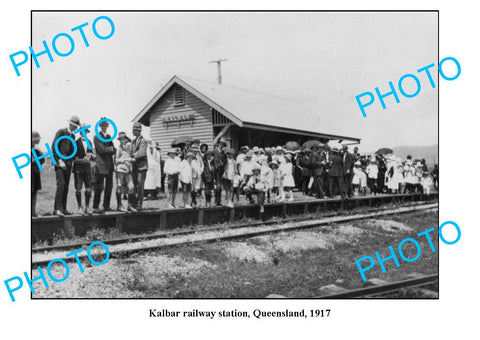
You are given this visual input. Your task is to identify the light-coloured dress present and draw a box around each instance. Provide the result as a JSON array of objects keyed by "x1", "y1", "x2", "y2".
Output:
[
  {"x1": 145, "y1": 147, "x2": 161, "y2": 190},
  {"x1": 280, "y1": 162, "x2": 295, "y2": 188}
]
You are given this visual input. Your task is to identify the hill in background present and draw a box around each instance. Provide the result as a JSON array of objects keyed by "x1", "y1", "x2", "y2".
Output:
[{"x1": 391, "y1": 145, "x2": 438, "y2": 169}]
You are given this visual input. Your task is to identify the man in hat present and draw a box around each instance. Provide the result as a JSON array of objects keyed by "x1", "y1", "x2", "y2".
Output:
[
  {"x1": 310, "y1": 146, "x2": 326, "y2": 199},
  {"x1": 52, "y1": 115, "x2": 81, "y2": 216},
  {"x1": 190, "y1": 144, "x2": 204, "y2": 207},
  {"x1": 92, "y1": 118, "x2": 116, "y2": 213},
  {"x1": 297, "y1": 148, "x2": 313, "y2": 196},
  {"x1": 340, "y1": 145, "x2": 355, "y2": 198},
  {"x1": 115, "y1": 132, "x2": 136, "y2": 212},
  {"x1": 32, "y1": 131, "x2": 43, "y2": 217},
  {"x1": 130, "y1": 122, "x2": 148, "y2": 210},
  {"x1": 201, "y1": 150, "x2": 215, "y2": 206},
  {"x1": 73, "y1": 123, "x2": 95, "y2": 215},
  {"x1": 212, "y1": 137, "x2": 227, "y2": 206},
  {"x1": 328, "y1": 147, "x2": 346, "y2": 199}
]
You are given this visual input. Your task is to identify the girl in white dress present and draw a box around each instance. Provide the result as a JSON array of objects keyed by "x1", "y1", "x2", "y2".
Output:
[{"x1": 280, "y1": 154, "x2": 295, "y2": 202}]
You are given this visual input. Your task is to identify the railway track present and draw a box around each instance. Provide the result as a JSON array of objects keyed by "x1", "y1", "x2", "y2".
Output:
[
  {"x1": 314, "y1": 273, "x2": 439, "y2": 299},
  {"x1": 32, "y1": 202, "x2": 438, "y2": 267},
  {"x1": 32, "y1": 200, "x2": 433, "y2": 254}
]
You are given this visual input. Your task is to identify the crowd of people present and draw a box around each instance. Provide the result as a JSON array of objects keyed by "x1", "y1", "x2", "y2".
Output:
[{"x1": 31, "y1": 115, "x2": 439, "y2": 217}]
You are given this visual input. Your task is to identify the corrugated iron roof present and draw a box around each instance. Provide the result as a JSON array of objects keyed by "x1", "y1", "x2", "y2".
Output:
[{"x1": 133, "y1": 75, "x2": 360, "y2": 142}]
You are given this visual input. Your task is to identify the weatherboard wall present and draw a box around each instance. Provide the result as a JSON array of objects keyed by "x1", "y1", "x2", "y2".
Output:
[{"x1": 148, "y1": 84, "x2": 214, "y2": 158}]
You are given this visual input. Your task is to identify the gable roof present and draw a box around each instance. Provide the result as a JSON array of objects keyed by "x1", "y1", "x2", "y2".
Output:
[{"x1": 133, "y1": 75, "x2": 360, "y2": 143}]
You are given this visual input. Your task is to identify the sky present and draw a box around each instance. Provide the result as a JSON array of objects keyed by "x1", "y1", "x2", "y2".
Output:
[{"x1": 32, "y1": 11, "x2": 438, "y2": 152}]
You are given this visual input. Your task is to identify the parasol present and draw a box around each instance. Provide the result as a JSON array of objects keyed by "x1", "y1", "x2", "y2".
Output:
[
  {"x1": 375, "y1": 147, "x2": 394, "y2": 155},
  {"x1": 284, "y1": 141, "x2": 300, "y2": 151},
  {"x1": 302, "y1": 140, "x2": 323, "y2": 150},
  {"x1": 171, "y1": 136, "x2": 194, "y2": 147}
]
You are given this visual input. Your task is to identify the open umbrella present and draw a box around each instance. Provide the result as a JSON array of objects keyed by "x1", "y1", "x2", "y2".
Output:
[
  {"x1": 284, "y1": 141, "x2": 300, "y2": 151},
  {"x1": 302, "y1": 140, "x2": 323, "y2": 150},
  {"x1": 171, "y1": 136, "x2": 194, "y2": 147},
  {"x1": 375, "y1": 147, "x2": 394, "y2": 155}
]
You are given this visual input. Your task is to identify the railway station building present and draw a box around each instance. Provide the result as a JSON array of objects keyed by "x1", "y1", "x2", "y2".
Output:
[{"x1": 132, "y1": 75, "x2": 360, "y2": 156}]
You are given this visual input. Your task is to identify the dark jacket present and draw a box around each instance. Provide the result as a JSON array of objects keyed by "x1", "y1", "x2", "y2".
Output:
[
  {"x1": 31, "y1": 148, "x2": 45, "y2": 174},
  {"x1": 213, "y1": 148, "x2": 226, "y2": 175},
  {"x1": 52, "y1": 128, "x2": 75, "y2": 166},
  {"x1": 130, "y1": 135, "x2": 148, "y2": 171},
  {"x1": 202, "y1": 159, "x2": 215, "y2": 183},
  {"x1": 328, "y1": 154, "x2": 343, "y2": 177},
  {"x1": 94, "y1": 132, "x2": 115, "y2": 175},
  {"x1": 342, "y1": 152, "x2": 355, "y2": 175},
  {"x1": 298, "y1": 154, "x2": 313, "y2": 177},
  {"x1": 73, "y1": 138, "x2": 94, "y2": 173},
  {"x1": 311, "y1": 152, "x2": 326, "y2": 176}
]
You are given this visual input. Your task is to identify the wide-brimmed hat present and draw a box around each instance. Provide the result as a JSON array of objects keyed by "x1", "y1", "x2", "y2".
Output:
[
  {"x1": 132, "y1": 122, "x2": 142, "y2": 131},
  {"x1": 166, "y1": 148, "x2": 178, "y2": 155},
  {"x1": 216, "y1": 137, "x2": 227, "y2": 145},
  {"x1": 246, "y1": 150, "x2": 254, "y2": 158},
  {"x1": 240, "y1": 145, "x2": 249, "y2": 152},
  {"x1": 32, "y1": 131, "x2": 41, "y2": 141},
  {"x1": 190, "y1": 145, "x2": 200, "y2": 152},
  {"x1": 354, "y1": 161, "x2": 361, "y2": 166},
  {"x1": 269, "y1": 161, "x2": 279, "y2": 168},
  {"x1": 117, "y1": 131, "x2": 131, "y2": 142},
  {"x1": 252, "y1": 163, "x2": 262, "y2": 172},
  {"x1": 99, "y1": 117, "x2": 110, "y2": 127},
  {"x1": 275, "y1": 146, "x2": 284, "y2": 152},
  {"x1": 185, "y1": 152, "x2": 194, "y2": 158},
  {"x1": 68, "y1": 115, "x2": 81, "y2": 127},
  {"x1": 252, "y1": 146, "x2": 259, "y2": 153}
]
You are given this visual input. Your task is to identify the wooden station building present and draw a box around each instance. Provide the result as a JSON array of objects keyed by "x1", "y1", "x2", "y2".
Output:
[{"x1": 133, "y1": 75, "x2": 360, "y2": 156}]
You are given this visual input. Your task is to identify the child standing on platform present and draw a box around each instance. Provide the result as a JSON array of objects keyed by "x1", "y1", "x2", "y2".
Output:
[
  {"x1": 280, "y1": 154, "x2": 295, "y2": 202},
  {"x1": 164, "y1": 148, "x2": 181, "y2": 208}
]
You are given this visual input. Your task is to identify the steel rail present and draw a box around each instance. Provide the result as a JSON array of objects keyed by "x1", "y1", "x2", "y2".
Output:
[
  {"x1": 314, "y1": 274, "x2": 439, "y2": 299},
  {"x1": 31, "y1": 203, "x2": 438, "y2": 267}
]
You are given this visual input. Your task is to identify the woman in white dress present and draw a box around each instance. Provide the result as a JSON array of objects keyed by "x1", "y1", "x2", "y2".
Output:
[{"x1": 145, "y1": 141, "x2": 161, "y2": 198}]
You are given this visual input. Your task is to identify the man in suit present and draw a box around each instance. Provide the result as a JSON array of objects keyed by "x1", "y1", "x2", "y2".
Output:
[
  {"x1": 328, "y1": 148, "x2": 346, "y2": 199},
  {"x1": 310, "y1": 146, "x2": 326, "y2": 199},
  {"x1": 212, "y1": 137, "x2": 227, "y2": 206},
  {"x1": 341, "y1": 145, "x2": 355, "y2": 198},
  {"x1": 297, "y1": 149, "x2": 313, "y2": 196},
  {"x1": 52, "y1": 115, "x2": 81, "y2": 216},
  {"x1": 73, "y1": 123, "x2": 94, "y2": 215},
  {"x1": 92, "y1": 118, "x2": 116, "y2": 213},
  {"x1": 130, "y1": 122, "x2": 148, "y2": 210},
  {"x1": 202, "y1": 150, "x2": 215, "y2": 207}
]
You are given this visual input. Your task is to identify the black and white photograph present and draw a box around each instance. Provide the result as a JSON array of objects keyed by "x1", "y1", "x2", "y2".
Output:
[
  {"x1": 3, "y1": 2, "x2": 479, "y2": 338},
  {"x1": 29, "y1": 11, "x2": 439, "y2": 299}
]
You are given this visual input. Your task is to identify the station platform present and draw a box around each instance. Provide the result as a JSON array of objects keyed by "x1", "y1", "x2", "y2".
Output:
[{"x1": 32, "y1": 192, "x2": 438, "y2": 243}]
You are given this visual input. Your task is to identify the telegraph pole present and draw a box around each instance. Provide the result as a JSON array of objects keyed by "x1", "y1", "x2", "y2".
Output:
[{"x1": 209, "y1": 58, "x2": 228, "y2": 84}]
